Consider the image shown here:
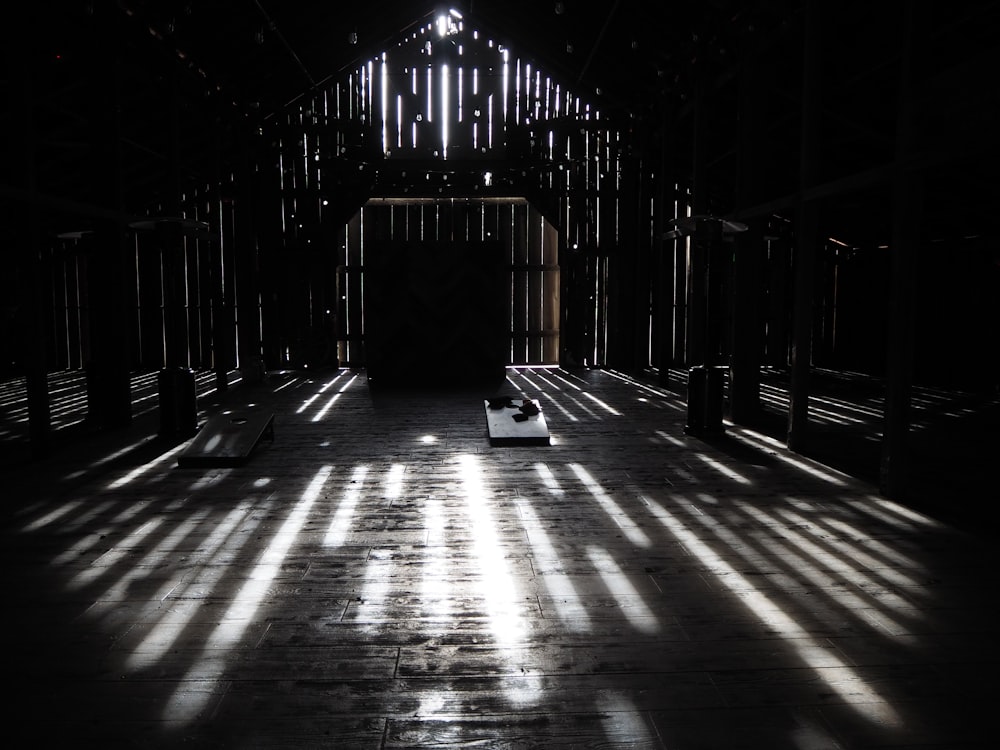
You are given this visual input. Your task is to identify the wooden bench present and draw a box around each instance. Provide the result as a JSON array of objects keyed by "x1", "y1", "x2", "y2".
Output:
[{"x1": 177, "y1": 410, "x2": 275, "y2": 468}]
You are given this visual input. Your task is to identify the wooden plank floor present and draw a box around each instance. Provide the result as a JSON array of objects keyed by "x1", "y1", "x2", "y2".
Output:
[{"x1": 2, "y1": 367, "x2": 996, "y2": 748}]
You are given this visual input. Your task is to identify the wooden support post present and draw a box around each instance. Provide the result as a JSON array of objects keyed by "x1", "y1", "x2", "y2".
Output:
[
  {"x1": 630, "y1": 152, "x2": 651, "y2": 374},
  {"x1": 880, "y1": 4, "x2": 922, "y2": 498},
  {"x1": 210, "y1": 112, "x2": 234, "y2": 391},
  {"x1": 788, "y1": 0, "x2": 822, "y2": 452},
  {"x1": 685, "y1": 76, "x2": 710, "y2": 429},
  {"x1": 686, "y1": 78, "x2": 709, "y2": 371},
  {"x1": 235, "y1": 119, "x2": 265, "y2": 382},
  {"x1": 86, "y1": 16, "x2": 132, "y2": 429},
  {"x1": 655, "y1": 106, "x2": 675, "y2": 388},
  {"x1": 730, "y1": 46, "x2": 766, "y2": 425},
  {"x1": 86, "y1": 223, "x2": 133, "y2": 429},
  {"x1": 730, "y1": 224, "x2": 764, "y2": 424},
  {"x1": 10, "y1": 10, "x2": 51, "y2": 457}
]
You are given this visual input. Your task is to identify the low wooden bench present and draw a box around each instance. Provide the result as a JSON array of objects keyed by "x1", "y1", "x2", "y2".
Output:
[{"x1": 177, "y1": 410, "x2": 275, "y2": 468}]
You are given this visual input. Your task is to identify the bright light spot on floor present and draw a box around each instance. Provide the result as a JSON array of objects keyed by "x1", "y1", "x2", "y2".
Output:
[{"x1": 420, "y1": 434, "x2": 437, "y2": 443}]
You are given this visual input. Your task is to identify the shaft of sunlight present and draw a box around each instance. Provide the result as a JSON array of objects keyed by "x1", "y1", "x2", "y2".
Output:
[
  {"x1": 643, "y1": 495, "x2": 902, "y2": 727},
  {"x1": 324, "y1": 465, "x2": 369, "y2": 546},
  {"x1": 570, "y1": 463, "x2": 651, "y2": 548},
  {"x1": 162, "y1": 465, "x2": 333, "y2": 724},
  {"x1": 126, "y1": 501, "x2": 262, "y2": 671},
  {"x1": 457, "y1": 454, "x2": 542, "y2": 707},
  {"x1": 586, "y1": 545, "x2": 659, "y2": 634}
]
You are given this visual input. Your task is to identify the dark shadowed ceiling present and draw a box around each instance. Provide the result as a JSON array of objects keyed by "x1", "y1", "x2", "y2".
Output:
[
  {"x1": 90, "y1": 0, "x2": 798, "y2": 119},
  {"x1": 4, "y1": 1, "x2": 1000, "y2": 245}
]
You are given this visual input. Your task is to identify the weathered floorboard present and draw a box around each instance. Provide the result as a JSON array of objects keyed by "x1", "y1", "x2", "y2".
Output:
[{"x1": 3, "y1": 366, "x2": 995, "y2": 748}]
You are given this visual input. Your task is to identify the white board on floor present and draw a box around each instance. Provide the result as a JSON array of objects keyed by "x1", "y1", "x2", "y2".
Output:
[{"x1": 484, "y1": 399, "x2": 550, "y2": 446}]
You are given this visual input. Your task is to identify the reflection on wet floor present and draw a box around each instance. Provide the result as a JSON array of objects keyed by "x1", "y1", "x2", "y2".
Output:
[{"x1": 3, "y1": 366, "x2": 995, "y2": 747}]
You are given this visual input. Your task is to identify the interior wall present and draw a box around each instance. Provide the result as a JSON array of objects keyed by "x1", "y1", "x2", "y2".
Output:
[{"x1": 328, "y1": 198, "x2": 560, "y2": 371}]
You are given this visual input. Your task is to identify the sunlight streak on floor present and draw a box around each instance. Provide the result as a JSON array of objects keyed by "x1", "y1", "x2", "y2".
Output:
[
  {"x1": 517, "y1": 494, "x2": 591, "y2": 631},
  {"x1": 62, "y1": 435, "x2": 159, "y2": 481},
  {"x1": 841, "y1": 496, "x2": 933, "y2": 532},
  {"x1": 456, "y1": 454, "x2": 526, "y2": 645},
  {"x1": 537, "y1": 390, "x2": 579, "y2": 421},
  {"x1": 125, "y1": 501, "x2": 263, "y2": 671},
  {"x1": 736, "y1": 501, "x2": 911, "y2": 634},
  {"x1": 598, "y1": 692, "x2": 660, "y2": 745},
  {"x1": 67, "y1": 517, "x2": 165, "y2": 591},
  {"x1": 49, "y1": 502, "x2": 117, "y2": 564},
  {"x1": 385, "y1": 463, "x2": 406, "y2": 501},
  {"x1": 354, "y1": 547, "x2": 395, "y2": 628},
  {"x1": 727, "y1": 426, "x2": 849, "y2": 486},
  {"x1": 21, "y1": 498, "x2": 86, "y2": 533},
  {"x1": 643, "y1": 495, "x2": 903, "y2": 727},
  {"x1": 581, "y1": 391, "x2": 623, "y2": 416},
  {"x1": 456, "y1": 453, "x2": 541, "y2": 707},
  {"x1": 324, "y1": 465, "x2": 369, "y2": 546},
  {"x1": 655, "y1": 430, "x2": 687, "y2": 447},
  {"x1": 421, "y1": 495, "x2": 454, "y2": 626},
  {"x1": 775, "y1": 506, "x2": 924, "y2": 591},
  {"x1": 570, "y1": 463, "x2": 652, "y2": 548},
  {"x1": 868, "y1": 495, "x2": 943, "y2": 529},
  {"x1": 820, "y1": 516, "x2": 922, "y2": 569},
  {"x1": 694, "y1": 452, "x2": 753, "y2": 485},
  {"x1": 105, "y1": 443, "x2": 187, "y2": 490},
  {"x1": 97, "y1": 508, "x2": 209, "y2": 609},
  {"x1": 534, "y1": 462, "x2": 564, "y2": 497},
  {"x1": 586, "y1": 546, "x2": 659, "y2": 634},
  {"x1": 271, "y1": 375, "x2": 303, "y2": 392},
  {"x1": 312, "y1": 374, "x2": 359, "y2": 422},
  {"x1": 162, "y1": 465, "x2": 333, "y2": 724},
  {"x1": 295, "y1": 372, "x2": 344, "y2": 413}
]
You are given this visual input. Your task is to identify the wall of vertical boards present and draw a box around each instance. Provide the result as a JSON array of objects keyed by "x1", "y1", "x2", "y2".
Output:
[{"x1": 4, "y1": 4, "x2": 998, "y2": 503}]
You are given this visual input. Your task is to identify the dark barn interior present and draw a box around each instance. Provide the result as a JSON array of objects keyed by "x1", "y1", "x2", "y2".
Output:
[{"x1": 2, "y1": 1, "x2": 999, "y2": 747}]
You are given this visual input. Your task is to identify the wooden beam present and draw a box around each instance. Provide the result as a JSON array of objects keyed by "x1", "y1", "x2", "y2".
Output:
[
  {"x1": 787, "y1": 0, "x2": 822, "y2": 453},
  {"x1": 880, "y1": 4, "x2": 922, "y2": 499}
]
